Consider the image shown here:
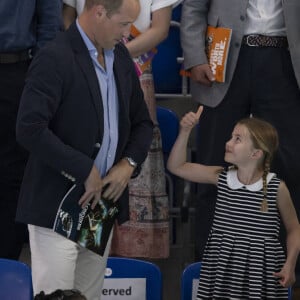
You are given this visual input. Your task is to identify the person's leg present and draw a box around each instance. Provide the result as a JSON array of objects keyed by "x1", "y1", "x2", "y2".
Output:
[
  {"x1": 29, "y1": 225, "x2": 79, "y2": 295},
  {"x1": 0, "y1": 61, "x2": 29, "y2": 259},
  {"x1": 251, "y1": 47, "x2": 300, "y2": 216},
  {"x1": 74, "y1": 231, "x2": 112, "y2": 300},
  {"x1": 194, "y1": 46, "x2": 252, "y2": 260},
  {"x1": 0, "y1": 185, "x2": 27, "y2": 259},
  {"x1": 250, "y1": 46, "x2": 300, "y2": 280}
]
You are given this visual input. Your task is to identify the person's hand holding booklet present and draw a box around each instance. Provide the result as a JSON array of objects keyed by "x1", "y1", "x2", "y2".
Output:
[
  {"x1": 53, "y1": 184, "x2": 118, "y2": 256},
  {"x1": 180, "y1": 26, "x2": 232, "y2": 83}
]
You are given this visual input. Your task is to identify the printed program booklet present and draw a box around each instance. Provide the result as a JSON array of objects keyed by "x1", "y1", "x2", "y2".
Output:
[
  {"x1": 205, "y1": 25, "x2": 232, "y2": 82},
  {"x1": 180, "y1": 26, "x2": 232, "y2": 83},
  {"x1": 53, "y1": 184, "x2": 118, "y2": 256}
]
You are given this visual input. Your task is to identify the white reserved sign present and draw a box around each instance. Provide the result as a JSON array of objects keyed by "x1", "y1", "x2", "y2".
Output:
[
  {"x1": 192, "y1": 278, "x2": 199, "y2": 300},
  {"x1": 102, "y1": 278, "x2": 146, "y2": 300}
]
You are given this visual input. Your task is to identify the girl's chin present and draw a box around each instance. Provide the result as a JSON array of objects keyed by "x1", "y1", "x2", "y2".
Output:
[{"x1": 224, "y1": 156, "x2": 232, "y2": 164}]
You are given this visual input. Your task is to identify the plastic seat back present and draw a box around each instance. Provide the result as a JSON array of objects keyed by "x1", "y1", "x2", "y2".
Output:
[
  {"x1": 180, "y1": 262, "x2": 201, "y2": 300},
  {"x1": 102, "y1": 257, "x2": 162, "y2": 300},
  {"x1": 0, "y1": 258, "x2": 33, "y2": 300}
]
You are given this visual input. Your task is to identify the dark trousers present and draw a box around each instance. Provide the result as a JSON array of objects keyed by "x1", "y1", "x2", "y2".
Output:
[
  {"x1": 195, "y1": 45, "x2": 300, "y2": 260},
  {"x1": 0, "y1": 61, "x2": 30, "y2": 259}
]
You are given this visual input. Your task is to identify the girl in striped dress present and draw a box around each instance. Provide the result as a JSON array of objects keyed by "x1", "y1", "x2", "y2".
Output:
[{"x1": 167, "y1": 106, "x2": 300, "y2": 299}]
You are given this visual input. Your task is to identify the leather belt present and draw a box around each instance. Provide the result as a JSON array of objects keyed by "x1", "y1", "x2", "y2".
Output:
[
  {"x1": 0, "y1": 50, "x2": 31, "y2": 64},
  {"x1": 242, "y1": 35, "x2": 288, "y2": 48}
]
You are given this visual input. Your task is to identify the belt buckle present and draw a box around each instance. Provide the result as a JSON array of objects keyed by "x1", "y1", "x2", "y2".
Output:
[{"x1": 245, "y1": 34, "x2": 259, "y2": 47}]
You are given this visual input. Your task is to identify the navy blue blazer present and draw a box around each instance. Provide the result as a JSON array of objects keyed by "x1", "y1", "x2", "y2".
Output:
[{"x1": 16, "y1": 23, "x2": 153, "y2": 228}]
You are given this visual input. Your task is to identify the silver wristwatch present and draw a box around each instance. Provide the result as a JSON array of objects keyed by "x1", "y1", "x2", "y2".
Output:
[{"x1": 124, "y1": 157, "x2": 137, "y2": 168}]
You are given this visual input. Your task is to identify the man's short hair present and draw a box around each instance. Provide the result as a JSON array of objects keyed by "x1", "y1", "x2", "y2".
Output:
[{"x1": 85, "y1": 0, "x2": 123, "y2": 16}]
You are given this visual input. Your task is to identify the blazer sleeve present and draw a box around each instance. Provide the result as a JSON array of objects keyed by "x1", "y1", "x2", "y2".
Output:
[
  {"x1": 16, "y1": 44, "x2": 94, "y2": 185},
  {"x1": 180, "y1": 0, "x2": 210, "y2": 69},
  {"x1": 114, "y1": 43, "x2": 154, "y2": 174}
]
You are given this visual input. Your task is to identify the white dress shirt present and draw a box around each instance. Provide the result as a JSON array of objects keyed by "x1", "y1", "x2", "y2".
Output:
[{"x1": 244, "y1": 0, "x2": 286, "y2": 36}]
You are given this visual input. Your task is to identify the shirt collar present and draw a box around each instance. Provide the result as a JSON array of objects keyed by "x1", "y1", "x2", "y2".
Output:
[
  {"x1": 227, "y1": 169, "x2": 275, "y2": 191},
  {"x1": 76, "y1": 19, "x2": 96, "y2": 52},
  {"x1": 76, "y1": 19, "x2": 114, "y2": 57}
]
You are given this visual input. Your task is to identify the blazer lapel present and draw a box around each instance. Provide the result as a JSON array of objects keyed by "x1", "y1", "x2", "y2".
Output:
[
  {"x1": 67, "y1": 23, "x2": 103, "y2": 128},
  {"x1": 114, "y1": 60, "x2": 128, "y2": 158}
]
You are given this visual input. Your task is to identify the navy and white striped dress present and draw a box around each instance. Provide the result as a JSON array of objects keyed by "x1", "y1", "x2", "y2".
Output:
[{"x1": 197, "y1": 169, "x2": 288, "y2": 299}]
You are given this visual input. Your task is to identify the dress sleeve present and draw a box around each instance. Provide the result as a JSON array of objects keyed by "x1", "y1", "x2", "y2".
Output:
[
  {"x1": 63, "y1": 0, "x2": 76, "y2": 7},
  {"x1": 151, "y1": 0, "x2": 182, "y2": 12}
]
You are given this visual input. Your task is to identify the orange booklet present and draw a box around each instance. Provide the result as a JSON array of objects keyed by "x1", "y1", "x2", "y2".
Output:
[
  {"x1": 205, "y1": 26, "x2": 232, "y2": 82},
  {"x1": 180, "y1": 26, "x2": 232, "y2": 83}
]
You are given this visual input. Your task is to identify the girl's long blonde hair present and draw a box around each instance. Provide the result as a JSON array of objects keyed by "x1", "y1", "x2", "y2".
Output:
[{"x1": 237, "y1": 117, "x2": 279, "y2": 211}]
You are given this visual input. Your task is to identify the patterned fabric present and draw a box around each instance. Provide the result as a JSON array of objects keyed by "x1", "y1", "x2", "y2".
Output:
[
  {"x1": 110, "y1": 67, "x2": 169, "y2": 258},
  {"x1": 197, "y1": 170, "x2": 288, "y2": 299}
]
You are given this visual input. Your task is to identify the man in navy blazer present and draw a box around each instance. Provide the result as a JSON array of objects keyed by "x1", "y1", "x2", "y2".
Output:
[{"x1": 16, "y1": 0, "x2": 153, "y2": 298}]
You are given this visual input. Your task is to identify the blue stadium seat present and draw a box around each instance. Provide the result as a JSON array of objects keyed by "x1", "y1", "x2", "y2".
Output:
[
  {"x1": 152, "y1": 4, "x2": 183, "y2": 95},
  {"x1": 102, "y1": 257, "x2": 162, "y2": 300},
  {"x1": 0, "y1": 258, "x2": 33, "y2": 300},
  {"x1": 180, "y1": 262, "x2": 201, "y2": 300},
  {"x1": 157, "y1": 105, "x2": 180, "y2": 242},
  {"x1": 156, "y1": 106, "x2": 179, "y2": 160}
]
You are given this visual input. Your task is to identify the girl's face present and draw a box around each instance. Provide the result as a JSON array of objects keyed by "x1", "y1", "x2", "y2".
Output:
[{"x1": 224, "y1": 124, "x2": 256, "y2": 166}]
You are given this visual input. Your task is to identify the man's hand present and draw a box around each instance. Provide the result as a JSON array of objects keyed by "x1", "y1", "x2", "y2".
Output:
[
  {"x1": 78, "y1": 165, "x2": 103, "y2": 209},
  {"x1": 190, "y1": 64, "x2": 215, "y2": 86},
  {"x1": 101, "y1": 159, "x2": 135, "y2": 202}
]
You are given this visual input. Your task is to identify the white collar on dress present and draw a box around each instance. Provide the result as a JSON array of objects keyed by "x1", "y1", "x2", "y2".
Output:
[{"x1": 226, "y1": 169, "x2": 275, "y2": 191}]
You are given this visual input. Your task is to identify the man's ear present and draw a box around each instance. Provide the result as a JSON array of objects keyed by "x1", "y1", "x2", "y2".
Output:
[{"x1": 95, "y1": 4, "x2": 106, "y2": 19}]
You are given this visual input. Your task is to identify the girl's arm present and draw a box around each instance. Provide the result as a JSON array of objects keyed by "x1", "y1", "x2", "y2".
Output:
[
  {"x1": 274, "y1": 181, "x2": 300, "y2": 287},
  {"x1": 167, "y1": 106, "x2": 222, "y2": 185},
  {"x1": 63, "y1": 4, "x2": 77, "y2": 30},
  {"x1": 125, "y1": 6, "x2": 172, "y2": 58}
]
